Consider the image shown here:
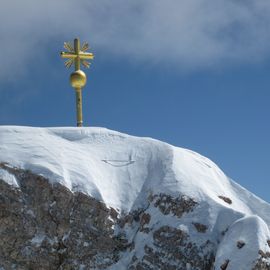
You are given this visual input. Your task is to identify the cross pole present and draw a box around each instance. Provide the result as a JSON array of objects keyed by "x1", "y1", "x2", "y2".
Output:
[{"x1": 60, "y1": 38, "x2": 94, "y2": 127}]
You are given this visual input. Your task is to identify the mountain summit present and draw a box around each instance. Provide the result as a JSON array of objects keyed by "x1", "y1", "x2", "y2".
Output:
[{"x1": 0, "y1": 126, "x2": 269, "y2": 269}]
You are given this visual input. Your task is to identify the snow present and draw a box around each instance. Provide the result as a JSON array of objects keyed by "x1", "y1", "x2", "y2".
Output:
[
  {"x1": 214, "y1": 215, "x2": 270, "y2": 269},
  {"x1": 0, "y1": 125, "x2": 270, "y2": 269},
  {"x1": 0, "y1": 126, "x2": 171, "y2": 213},
  {"x1": 31, "y1": 233, "x2": 46, "y2": 247},
  {"x1": 0, "y1": 167, "x2": 19, "y2": 187}
]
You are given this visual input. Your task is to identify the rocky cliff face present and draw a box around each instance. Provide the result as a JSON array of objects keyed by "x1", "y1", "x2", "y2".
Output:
[{"x1": 0, "y1": 163, "x2": 269, "y2": 270}]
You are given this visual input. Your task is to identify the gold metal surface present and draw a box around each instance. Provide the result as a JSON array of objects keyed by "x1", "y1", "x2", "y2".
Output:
[
  {"x1": 70, "y1": 70, "x2": 87, "y2": 89},
  {"x1": 60, "y1": 38, "x2": 94, "y2": 127},
  {"x1": 75, "y1": 89, "x2": 83, "y2": 127}
]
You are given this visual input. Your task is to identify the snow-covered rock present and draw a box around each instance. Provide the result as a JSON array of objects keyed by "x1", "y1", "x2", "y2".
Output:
[{"x1": 0, "y1": 126, "x2": 269, "y2": 269}]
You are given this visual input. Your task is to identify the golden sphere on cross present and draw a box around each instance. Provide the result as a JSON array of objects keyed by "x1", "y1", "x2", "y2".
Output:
[{"x1": 70, "y1": 70, "x2": 87, "y2": 89}]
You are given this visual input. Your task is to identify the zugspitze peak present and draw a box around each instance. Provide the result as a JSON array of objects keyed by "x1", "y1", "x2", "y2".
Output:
[{"x1": 0, "y1": 126, "x2": 269, "y2": 269}]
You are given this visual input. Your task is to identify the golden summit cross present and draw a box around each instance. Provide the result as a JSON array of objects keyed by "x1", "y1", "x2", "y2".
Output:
[{"x1": 60, "y1": 38, "x2": 94, "y2": 127}]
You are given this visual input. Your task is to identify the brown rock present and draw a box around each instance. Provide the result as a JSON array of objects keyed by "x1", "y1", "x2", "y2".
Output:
[
  {"x1": 220, "y1": 259, "x2": 230, "y2": 270},
  {"x1": 237, "y1": 240, "x2": 245, "y2": 249},
  {"x1": 193, "y1": 222, "x2": 208, "y2": 233},
  {"x1": 218, "y1": 196, "x2": 232, "y2": 205}
]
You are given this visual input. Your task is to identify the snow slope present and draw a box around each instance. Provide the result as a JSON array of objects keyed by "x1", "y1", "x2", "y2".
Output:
[{"x1": 0, "y1": 126, "x2": 270, "y2": 269}]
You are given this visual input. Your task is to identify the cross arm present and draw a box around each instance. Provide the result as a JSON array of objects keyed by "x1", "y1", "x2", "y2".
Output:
[
  {"x1": 60, "y1": 52, "x2": 77, "y2": 59},
  {"x1": 79, "y1": 52, "x2": 94, "y2": 60},
  {"x1": 61, "y1": 52, "x2": 94, "y2": 60}
]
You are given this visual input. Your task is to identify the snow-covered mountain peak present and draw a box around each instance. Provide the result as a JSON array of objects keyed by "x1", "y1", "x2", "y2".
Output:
[
  {"x1": 0, "y1": 126, "x2": 270, "y2": 269},
  {"x1": 0, "y1": 126, "x2": 268, "y2": 216}
]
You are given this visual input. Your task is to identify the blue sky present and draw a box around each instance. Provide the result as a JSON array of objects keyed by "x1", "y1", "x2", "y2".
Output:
[{"x1": 0, "y1": 0, "x2": 270, "y2": 202}]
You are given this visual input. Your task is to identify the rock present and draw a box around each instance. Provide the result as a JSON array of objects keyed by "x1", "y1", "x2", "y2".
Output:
[
  {"x1": 218, "y1": 196, "x2": 232, "y2": 205},
  {"x1": 150, "y1": 193, "x2": 198, "y2": 218},
  {"x1": 0, "y1": 165, "x2": 124, "y2": 269},
  {"x1": 220, "y1": 259, "x2": 230, "y2": 270},
  {"x1": 192, "y1": 222, "x2": 208, "y2": 233},
  {"x1": 236, "y1": 240, "x2": 245, "y2": 249},
  {"x1": 0, "y1": 163, "x2": 270, "y2": 270}
]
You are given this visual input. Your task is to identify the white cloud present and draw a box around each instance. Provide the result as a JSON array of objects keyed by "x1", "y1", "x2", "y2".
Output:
[{"x1": 1, "y1": 0, "x2": 270, "y2": 81}]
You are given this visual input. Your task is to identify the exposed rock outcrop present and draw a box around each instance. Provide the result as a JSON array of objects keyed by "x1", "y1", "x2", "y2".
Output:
[
  {"x1": 0, "y1": 164, "x2": 217, "y2": 270},
  {"x1": 1, "y1": 163, "x2": 270, "y2": 269}
]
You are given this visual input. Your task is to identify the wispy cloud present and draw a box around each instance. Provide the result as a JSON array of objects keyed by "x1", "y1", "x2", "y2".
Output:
[{"x1": 1, "y1": 0, "x2": 270, "y2": 81}]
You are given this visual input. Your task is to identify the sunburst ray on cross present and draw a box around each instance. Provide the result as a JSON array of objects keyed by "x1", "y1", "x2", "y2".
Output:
[{"x1": 61, "y1": 39, "x2": 94, "y2": 71}]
